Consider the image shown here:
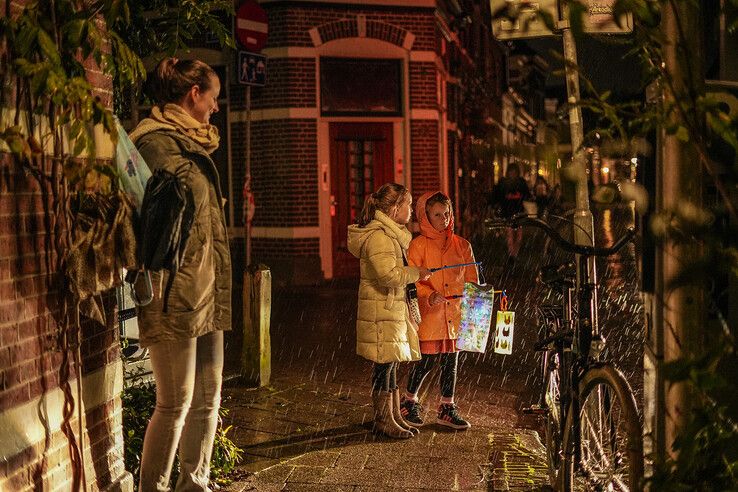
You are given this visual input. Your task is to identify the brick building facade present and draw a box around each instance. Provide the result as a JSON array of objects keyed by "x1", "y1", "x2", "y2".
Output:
[
  {"x1": 1, "y1": 5, "x2": 132, "y2": 489},
  {"x1": 223, "y1": 0, "x2": 508, "y2": 283}
]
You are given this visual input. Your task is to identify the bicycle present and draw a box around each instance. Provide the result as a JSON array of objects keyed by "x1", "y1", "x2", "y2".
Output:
[{"x1": 488, "y1": 213, "x2": 643, "y2": 491}]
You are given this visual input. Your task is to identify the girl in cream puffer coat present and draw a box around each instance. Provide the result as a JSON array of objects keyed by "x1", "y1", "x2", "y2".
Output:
[
  {"x1": 347, "y1": 183, "x2": 431, "y2": 439},
  {"x1": 400, "y1": 191, "x2": 479, "y2": 431}
]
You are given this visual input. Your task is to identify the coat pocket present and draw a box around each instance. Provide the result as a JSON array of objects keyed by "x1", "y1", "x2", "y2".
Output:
[{"x1": 170, "y1": 227, "x2": 213, "y2": 311}]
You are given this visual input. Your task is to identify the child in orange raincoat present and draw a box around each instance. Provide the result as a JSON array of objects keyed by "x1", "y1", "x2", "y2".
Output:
[{"x1": 400, "y1": 191, "x2": 479, "y2": 430}]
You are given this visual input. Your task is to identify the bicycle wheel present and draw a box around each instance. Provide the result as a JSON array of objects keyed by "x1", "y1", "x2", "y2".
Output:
[
  {"x1": 559, "y1": 364, "x2": 643, "y2": 491},
  {"x1": 543, "y1": 350, "x2": 563, "y2": 485}
]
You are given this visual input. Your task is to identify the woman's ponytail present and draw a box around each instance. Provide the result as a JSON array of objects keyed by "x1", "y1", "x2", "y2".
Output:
[
  {"x1": 357, "y1": 183, "x2": 408, "y2": 227},
  {"x1": 358, "y1": 193, "x2": 377, "y2": 227}
]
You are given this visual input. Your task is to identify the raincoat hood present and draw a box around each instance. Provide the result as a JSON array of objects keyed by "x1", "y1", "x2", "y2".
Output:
[
  {"x1": 416, "y1": 191, "x2": 454, "y2": 248},
  {"x1": 347, "y1": 210, "x2": 413, "y2": 258}
]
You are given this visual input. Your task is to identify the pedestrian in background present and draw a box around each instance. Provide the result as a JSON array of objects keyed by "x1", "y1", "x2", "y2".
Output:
[
  {"x1": 347, "y1": 183, "x2": 432, "y2": 439},
  {"x1": 130, "y1": 57, "x2": 230, "y2": 491},
  {"x1": 400, "y1": 191, "x2": 479, "y2": 430},
  {"x1": 493, "y1": 163, "x2": 530, "y2": 262},
  {"x1": 533, "y1": 175, "x2": 551, "y2": 218}
]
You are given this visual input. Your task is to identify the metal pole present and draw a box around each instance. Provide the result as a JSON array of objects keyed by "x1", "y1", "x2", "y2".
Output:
[
  {"x1": 245, "y1": 84, "x2": 252, "y2": 267},
  {"x1": 560, "y1": 13, "x2": 594, "y2": 247},
  {"x1": 560, "y1": 5, "x2": 598, "y2": 352},
  {"x1": 658, "y1": 0, "x2": 703, "y2": 463}
]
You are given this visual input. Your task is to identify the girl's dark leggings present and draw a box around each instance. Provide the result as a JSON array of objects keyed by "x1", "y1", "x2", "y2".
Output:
[
  {"x1": 406, "y1": 352, "x2": 459, "y2": 398},
  {"x1": 372, "y1": 362, "x2": 398, "y2": 392}
]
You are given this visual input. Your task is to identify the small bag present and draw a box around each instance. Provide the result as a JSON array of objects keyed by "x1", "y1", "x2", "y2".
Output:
[
  {"x1": 402, "y1": 253, "x2": 422, "y2": 325},
  {"x1": 114, "y1": 118, "x2": 154, "y2": 306},
  {"x1": 457, "y1": 282, "x2": 496, "y2": 353},
  {"x1": 406, "y1": 282, "x2": 422, "y2": 325},
  {"x1": 114, "y1": 117, "x2": 152, "y2": 213}
]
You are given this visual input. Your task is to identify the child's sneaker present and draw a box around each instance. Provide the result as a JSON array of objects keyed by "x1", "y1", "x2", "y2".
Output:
[
  {"x1": 399, "y1": 398, "x2": 425, "y2": 427},
  {"x1": 436, "y1": 403, "x2": 471, "y2": 430}
]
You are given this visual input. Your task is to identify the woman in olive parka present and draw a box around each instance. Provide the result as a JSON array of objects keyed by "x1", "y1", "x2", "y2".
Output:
[{"x1": 130, "y1": 57, "x2": 231, "y2": 491}]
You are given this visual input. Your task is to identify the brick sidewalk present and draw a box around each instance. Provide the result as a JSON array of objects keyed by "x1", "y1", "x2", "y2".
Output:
[{"x1": 220, "y1": 370, "x2": 550, "y2": 491}]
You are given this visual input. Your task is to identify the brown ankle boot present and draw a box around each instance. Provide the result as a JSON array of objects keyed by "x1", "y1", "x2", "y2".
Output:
[
  {"x1": 392, "y1": 389, "x2": 419, "y2": 435},
  {"x1": 372, "y1": 391, "x2": 413, "y2": 439}
]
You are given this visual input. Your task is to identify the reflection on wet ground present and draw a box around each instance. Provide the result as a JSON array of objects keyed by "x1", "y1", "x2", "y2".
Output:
[
  {"x1": 224, "y1": 205, "x2": 643, "y2": 419},
  {"x1": 220, "y1": 205, "x2": 643, "y2": 489}
]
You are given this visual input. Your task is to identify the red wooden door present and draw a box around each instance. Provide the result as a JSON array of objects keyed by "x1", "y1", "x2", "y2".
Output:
[{"x1": 330, "y1": 123, "x2": 394, "y2": 278}]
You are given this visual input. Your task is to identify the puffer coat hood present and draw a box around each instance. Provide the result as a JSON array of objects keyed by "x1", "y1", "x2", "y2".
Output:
[
  {"x1": 348, "y1": 211, "x2": 421, "y2": 363},
  {"x1": 408, "y1": 191, "x2": 478, "y2": 343},
  {"x1": 133, "y1": 128, "x2": 231, "y2": 347}
]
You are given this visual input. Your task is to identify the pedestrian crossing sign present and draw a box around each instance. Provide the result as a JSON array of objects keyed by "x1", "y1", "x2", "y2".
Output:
[{"x1": 239, "y1": 51, "x2": 267, "y2": 86}]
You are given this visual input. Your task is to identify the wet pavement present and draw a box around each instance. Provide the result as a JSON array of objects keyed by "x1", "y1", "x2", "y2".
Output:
[{"x1": 219, "y1": 206, "x2": 643, "y2": 491}]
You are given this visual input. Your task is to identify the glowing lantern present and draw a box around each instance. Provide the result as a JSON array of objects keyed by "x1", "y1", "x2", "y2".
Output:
[
  {"x1": 457, "y1": 283, "x2": 496, "y2": 353},
  {"x1": 494, "y1": 294, "x2": 515, "y2": 355}
]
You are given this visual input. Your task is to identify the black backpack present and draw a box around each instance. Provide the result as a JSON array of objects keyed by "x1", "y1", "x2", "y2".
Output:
[{"x1": 129, "y1": 167, "x2": 196, "y2": 312}]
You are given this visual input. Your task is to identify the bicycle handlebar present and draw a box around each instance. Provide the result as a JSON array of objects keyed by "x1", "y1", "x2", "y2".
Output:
[{"x1": 487, "y1": 213, "x2": 636, "y2": 257}]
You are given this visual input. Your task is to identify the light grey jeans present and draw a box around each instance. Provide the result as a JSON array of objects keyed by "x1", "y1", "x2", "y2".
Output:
[{"x1": 139, "y1": 331, "x2": 224, "y2": 492}]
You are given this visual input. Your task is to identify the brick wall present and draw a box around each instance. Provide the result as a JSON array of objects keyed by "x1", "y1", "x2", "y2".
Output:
[
  {"x1": 252, "y1": 237, "x2": 320, "y2": 258},
  {"x1": 411, "y1": 120, "x2": 440, "y2": 197},
  {"x1": 410, "y1": 62, "x2": 439, "y2": 109},
  {"x1": 0, "y1": 6, "x2": 131, "y2": 487},
  {"x1": 229, "y1": 58, "x2": 317, "y2": 111},
  {"x1": 251, "y1": 237, "x2": 322, "y2": 286},
  {"x1": 0, "y1": 156, "x2": 130, "y2": 491},
  {"x1": 263, "y1": 4, "x2": 436, "y2": 50},
  {"x1": 231, "y1": 119, "x2": 319, "y2": 228}
]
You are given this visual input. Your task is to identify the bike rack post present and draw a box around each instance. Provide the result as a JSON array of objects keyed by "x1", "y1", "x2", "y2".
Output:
[{"x1": 241, "y1": 264, "x2": 272, "y2": 387}]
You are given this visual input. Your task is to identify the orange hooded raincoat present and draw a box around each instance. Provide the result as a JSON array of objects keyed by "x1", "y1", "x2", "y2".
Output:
[{"x1": 408, "y1": 192, "x2": 479, "y2": 353}]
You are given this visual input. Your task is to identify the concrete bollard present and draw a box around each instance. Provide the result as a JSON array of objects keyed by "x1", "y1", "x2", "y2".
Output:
[{"x1": 241, "y1": 264, "x2": 271, "y2": 387}]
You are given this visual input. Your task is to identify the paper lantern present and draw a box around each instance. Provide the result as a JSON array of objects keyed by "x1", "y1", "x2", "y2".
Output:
[
  {"x1": 494, "y1": 310, "x2": 515, "y2": 355},
  {"x1": 457, "y1": 282, "x2": 496, "y2": 353}
]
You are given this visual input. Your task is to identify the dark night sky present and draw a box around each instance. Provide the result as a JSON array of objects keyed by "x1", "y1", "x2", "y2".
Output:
[{"x1": 520, "y1": 35, "x2": 645, "y2": 100}]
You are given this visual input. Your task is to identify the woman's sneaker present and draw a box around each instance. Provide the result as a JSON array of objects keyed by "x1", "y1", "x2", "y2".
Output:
[
  {"x1": 436, "y1": 403, "x2": 471, "y2": 430},
  {"x1": 399, "y1": 398, "x2": 425, "y2": 427}
]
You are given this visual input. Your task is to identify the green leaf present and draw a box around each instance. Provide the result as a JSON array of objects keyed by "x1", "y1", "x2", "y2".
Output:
[
  {"x1": 15, "y1": 18, "x2": 39, "y2": 56},
  {"x1": 676, "y1": 126, "x2": 690, "y2": 142},
  {"x1": 30, "y1": 65, "x2": 51, "y2": 96},
  {"x1": 62, "y1": 19, "x2": 88, "y2": 46},
  {"x1": 73, "y1": 135, "x2": 87, "y2": 157},
  {"x1": 36, "y1": 29, "x2": 62, "y2": 67}
]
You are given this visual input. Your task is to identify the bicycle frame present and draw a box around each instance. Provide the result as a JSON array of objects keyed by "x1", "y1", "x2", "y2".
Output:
[{"x1": 495, "y1": 213, "x2": 638, "y2": 490}]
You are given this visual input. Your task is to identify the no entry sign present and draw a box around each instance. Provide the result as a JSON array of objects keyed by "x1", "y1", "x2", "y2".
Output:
[{"x1": 236, "y1": 1, "x2": 268, "y2": 52}]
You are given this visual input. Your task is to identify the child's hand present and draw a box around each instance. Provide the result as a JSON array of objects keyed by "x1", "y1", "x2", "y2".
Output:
[
  {"x1": 418, "y1": 267, "x2": 432, "y2": 281},
  {"x1": 429, "y1": 292, "x2": 445, "y2": 306}
]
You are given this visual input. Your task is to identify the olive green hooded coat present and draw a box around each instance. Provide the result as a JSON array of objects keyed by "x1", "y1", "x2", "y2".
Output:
[
  {"x1": 347, "y1": 210, "x2": 421, "y2": 363},
  {"x1": 131, "y1": 128, "x2": 231, "y2": 347}
]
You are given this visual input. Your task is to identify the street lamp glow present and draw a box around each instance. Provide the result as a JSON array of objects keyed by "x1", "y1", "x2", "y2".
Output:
[
  {"x1": 631, "y1": 157, "x2": 638, "y2": 164},
  {"x1": 602, "y1": 167, "x2": 610, "y2": 174}
]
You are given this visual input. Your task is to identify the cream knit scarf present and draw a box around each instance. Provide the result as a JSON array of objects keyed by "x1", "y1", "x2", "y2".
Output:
[{"x1": 129, "y1": 103, "x2": 220, "y2": 154}]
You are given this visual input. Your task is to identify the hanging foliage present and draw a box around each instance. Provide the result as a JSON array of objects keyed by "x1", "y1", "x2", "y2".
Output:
[{"x1": 0, "y1": 0, "x2": 234, "y2": 489}]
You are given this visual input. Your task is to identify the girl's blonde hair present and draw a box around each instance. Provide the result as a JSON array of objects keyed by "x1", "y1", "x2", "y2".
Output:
[{"x1": 357, "y1": 183, "x2": 409, "y2": 227}]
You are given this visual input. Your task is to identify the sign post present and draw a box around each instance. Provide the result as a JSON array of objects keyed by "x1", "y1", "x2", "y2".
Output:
[
  {"x1": 236, "y1": 0, "x2": 270, "y2": 387},
  {"x1": 235, "y1": 0, "x2": 268, "y2": 268}
]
